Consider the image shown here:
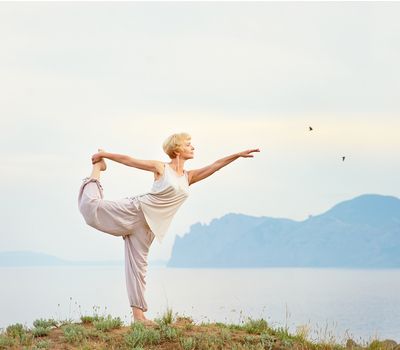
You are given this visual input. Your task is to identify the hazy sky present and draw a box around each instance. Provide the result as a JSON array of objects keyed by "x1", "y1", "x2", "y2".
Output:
[{"x1": 1, "y1": 2, "x2": 399, "y2": 261}]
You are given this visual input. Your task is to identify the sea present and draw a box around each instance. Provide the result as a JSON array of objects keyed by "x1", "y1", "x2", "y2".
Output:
[{"x1": 1, "y1": 266, "x2": 399, "y2": 344}]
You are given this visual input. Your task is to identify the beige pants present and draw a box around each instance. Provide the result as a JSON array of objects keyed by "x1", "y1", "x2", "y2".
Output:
[{"x1": 78, "y1": 177, "x2": 155, "y2": 312}]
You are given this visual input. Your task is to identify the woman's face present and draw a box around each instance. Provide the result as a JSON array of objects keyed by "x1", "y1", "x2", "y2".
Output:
[{"x1": 180, "y1": 139, "x2": 195, "y2": 159}]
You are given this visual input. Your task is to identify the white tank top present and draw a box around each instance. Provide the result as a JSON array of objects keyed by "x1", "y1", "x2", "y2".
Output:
[{"x1": 137, "y1": 163, "x2": 189, "y2": 243}]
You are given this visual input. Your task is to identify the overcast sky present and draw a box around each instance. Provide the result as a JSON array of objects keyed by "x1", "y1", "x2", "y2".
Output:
[{"x1": 1, "y1": 2, "x2": 399, "y2": 261}]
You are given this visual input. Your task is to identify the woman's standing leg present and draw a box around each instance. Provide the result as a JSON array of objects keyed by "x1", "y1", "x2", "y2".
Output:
[{"x1": 124, "y1": 207, "x2": 155, "y2": 323}]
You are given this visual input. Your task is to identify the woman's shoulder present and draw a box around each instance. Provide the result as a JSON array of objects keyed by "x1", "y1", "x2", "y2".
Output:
[
  {"x1": 152, "y1": 161, "x2": 166, "y2": 181},
  {"x1": 152, "y1": 160, "x2": 164, "y2": 171}
]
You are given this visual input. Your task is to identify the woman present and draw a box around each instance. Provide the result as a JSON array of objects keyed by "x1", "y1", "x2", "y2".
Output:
[{"x1": 78, "y1": 132, "x2": 260, "y2": 324}]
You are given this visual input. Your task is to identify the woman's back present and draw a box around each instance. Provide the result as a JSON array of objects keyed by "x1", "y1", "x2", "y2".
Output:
[{"x1": 135, "y1": 163, "x2": 190, "y2": 243}]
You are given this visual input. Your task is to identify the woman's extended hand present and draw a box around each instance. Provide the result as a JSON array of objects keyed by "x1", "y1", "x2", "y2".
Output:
[{"x1": 238, "y1": 149, "x2": 261, "y2": 158}]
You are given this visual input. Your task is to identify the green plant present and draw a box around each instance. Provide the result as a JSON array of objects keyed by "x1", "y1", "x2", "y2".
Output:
[
  {"x1": 196, "y1": 333, "x2": 224, "y2": 348},
  {"x1": 243, "y1": 318, "x2": 269, "y2": 334},
  {"x1": 33, "y1": 339, "x2": 51, "y2": 349},
  {"x1": 125, "y1": 322, "x2": 161, "y2": 348},
  {"x1": 33, "y1": 319, "x2": 58, "y2": 329},
  {"x1": 260, "y1": 332, "x2": 275, "y2": 350},
  {"x1": 0, "y1": 334, "x2": 15, "y2": 349},
  {"x1": 19, "y1": 332, "x2": 34, "y2": 346},
  {"x1": 366, "y1": 340, "x2": 389, "y2": 350},
  {"x1": 296, "y1": 324, "x2": 311, "y2": 342},
  {"x1": 6, "y1": 323, "x2": 26, "y2": 339},
  {"x1": 159, "y1": 324, "x2": 179, "y2": 340},
  {"x1": 80, "y1": 315, "x2": 100, "y2": 324},
  {"x1": 93, "y1": 315, "x2": 123, "y2": 331},
  {"x1": 184, "y1": 323, "x2": 194, "y2": 331},
  {"x1": 180, "y1": 336, "x2": 196, "y2": 350},
  {"x1": 160, "y1": 307, "x2": 174, "y2": 325},
  {"x1": 62, "y1": 324, "x2": 87, "y2": 343},
  {"x1": 244, "y1": 334, "x2": 258, "y2": 344},
  {"x1": 31, "y1": 327, "x2": 50, "y2": 338},
  {"x1": 220, "y1": 327, "x2": 232, "y2": 341}
]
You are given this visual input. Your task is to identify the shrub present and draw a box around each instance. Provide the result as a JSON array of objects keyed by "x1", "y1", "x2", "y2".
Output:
[
  {"x1": 260, "y1": 332, "x2": 276, "y2": 349},
  {"x1": 159, "y1": 324, "x2": 179, "y2": 340},
  {"x1": 20, "y1": 332, "x2": 34, "y2": 346},
  {"x1": 194, "y1": 333, "x2": 224, "y2": 348},
  {"x1": 6, "y1": 323, "x2": 26, "y2": 339},
  {"x1": 33, "y1": 319, "x2": 58, "y2": 329},
  {"x1": 218, "y1": 327, "x2": 231, "y2": 342},
  {"x1": 80, "y1": 315, "x2": 100, "y2": 324},
  {"x1": 0, "y1": 334, "x2": 15, "y2": 349},
  {"x1": 180, "y1": 336, "x2": 196, "y2": 350},
  {"x1": 273, "y1": 326, "x2": 296, "y2": 347},
  {"x1": 93, "y1": 315, "x2": 123, "y2": 331},
  {"x1": 62, "y1": 324, "x2": 87, "y2": 343},
  {"x1": 33, "y1": 339, "x2": 51, "y2": 349},
  {"x1": 125, "y1": 322, "x2": 161, "y2": 348},
  {"x1": 32, "y1": 327, "x2": 50, "y2": 338},
  {"x1": 243, "y1": 318, "x2": 269, "y2": 334},
  {"x1": 159, "y1": 308, "x2": 174, "y2": 325}
]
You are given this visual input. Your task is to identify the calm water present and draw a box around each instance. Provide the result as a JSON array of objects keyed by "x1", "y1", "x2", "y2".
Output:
[{"x1": 1, "y1": 267, "x2": 399, "y2": 344}]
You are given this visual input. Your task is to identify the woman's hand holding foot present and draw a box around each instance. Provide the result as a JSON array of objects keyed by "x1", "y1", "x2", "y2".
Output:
[{"x1": 92, "y1": 149, "x2": 107, "y2": 171}]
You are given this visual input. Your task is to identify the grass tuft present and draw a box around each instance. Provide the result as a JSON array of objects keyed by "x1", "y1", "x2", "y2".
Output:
[
  {"x1": 32, "y1": 339, "x2": 51, "y2": 349},
  {"x1": 242, "y1": 318, "x2": 270, "y2": 334},
  {"x1": 260, "y1": 332, "x2": 276, "y2": 349},
  {"x1": 6, "y1": 323, "x2": 27, "y2": 339},
  {"x1": 33, "y1": 318, "x2": 58, "y2": 329},
  {"x1": 80, "y1": 315, "x2": 101, "y2": 324},
  {"x1": 158, "y1": 307, "x2": 174, "y2": 325},
  {"x1": 30, "y1": 318, "x2": 57, "y2": 339},
  {"x1": 125, "y1": 322, "x2": 162, "y2": 348},
  {"x1": 0, "y1": 334, "x2": 15, "y2": 349},
  {"x1": 159, "y1": 323, "x2": 180, "y2": 341},
  {"x1": 180, "y1": 336, "x2": 196, "y2": 350},
  {"x1": 62, "y1": 324, "x2": 87, "y2": 343},
  {"x1": 31, "y1": 326, "x2": 51, "y2": 338},
  {"x1": 93, "y1": 315, "x2": 123, "y2": 331}
]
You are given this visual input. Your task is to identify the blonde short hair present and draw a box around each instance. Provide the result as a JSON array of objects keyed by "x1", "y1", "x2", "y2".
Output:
[{"x1": 163, "y1": 132, "x2": 191, "y2": 159}]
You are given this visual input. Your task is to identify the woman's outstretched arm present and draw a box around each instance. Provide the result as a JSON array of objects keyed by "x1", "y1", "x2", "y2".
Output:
[
  {"x1": 92, "y1": 151, "x2": 164, "y2": 173},
  {"x1": 187, "y1": 148, "x2": 260, "y2": 186}
]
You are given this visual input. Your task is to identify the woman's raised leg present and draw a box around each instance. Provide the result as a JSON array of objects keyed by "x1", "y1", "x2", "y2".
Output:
[{"x1": 78, "y1": 152, "x2": 138, "y2": 237}]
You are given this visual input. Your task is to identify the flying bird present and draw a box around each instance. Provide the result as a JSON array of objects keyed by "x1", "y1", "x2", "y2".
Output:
[
  {"x1": 309, "y1": 126, "x2": 313, "y2": 131},
  {"x1": 342, "y1": 156, "x2": 346, "y2": 161}
]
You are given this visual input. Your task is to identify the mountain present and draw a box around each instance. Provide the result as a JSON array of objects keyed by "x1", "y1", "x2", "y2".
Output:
[
  {"x1": 167, "y1": 194, "x2": 400, "y2": 268},
  {"x1": 0, "y1": 251, "x2": 167, "y2": 267},
  {"x1": 0, "y1": 251, "x2": 124, "y2": 267},
  {"x1": 0, "y1": 251, "x2": 70, "y2": 267}
]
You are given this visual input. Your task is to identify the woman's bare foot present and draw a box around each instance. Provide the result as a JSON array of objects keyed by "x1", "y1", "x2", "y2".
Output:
[
  {"x1": 89, "y1": 149, "x2": 107, "y2": 180},
  {"x1": 97, "y1": 148, "x2": 107, "y2": 171},
  {"x1": 132, "y1": 307, "x2": 155, "y2": 326},
  {"x1": 134, "y1": 318, "x2": 156, "y2": 326}
]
